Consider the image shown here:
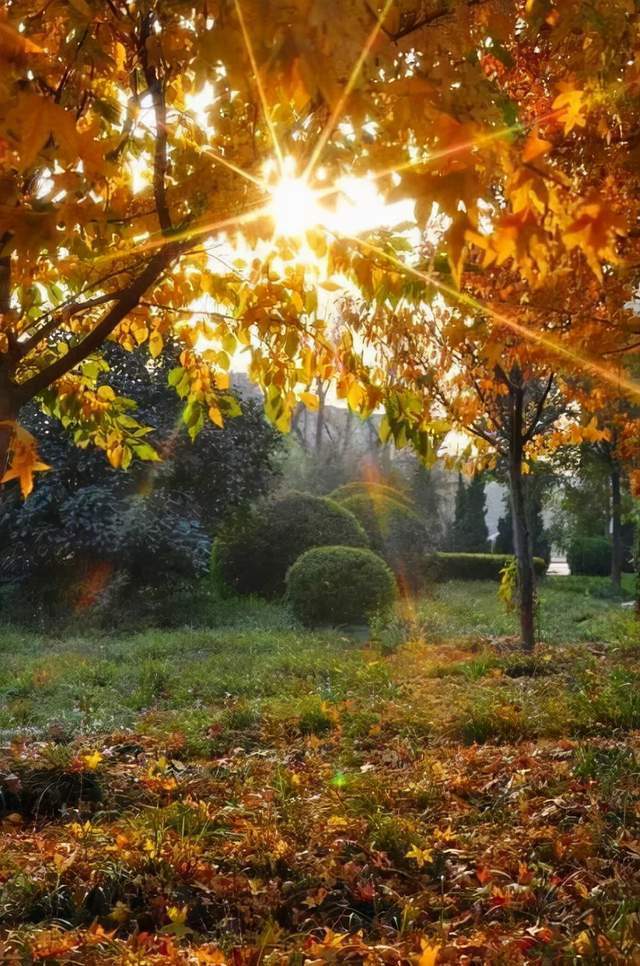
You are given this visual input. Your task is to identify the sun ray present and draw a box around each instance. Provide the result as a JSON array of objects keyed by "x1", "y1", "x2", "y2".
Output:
[
  {"x1": 302, "y1": 0, "x2": 396, "y2": 184},
  {"x1": 233, "y1": 0, "x2": 285, "y2": 172},
  {"x1": 203, "y1": 146, "x2": 268, "y2": 189},
  {"x1": 345, "y1": 233, "x2": 640, "y2": 403},
  {"x1": 317, "y1": 74, "x2": 636, "y2": 206}
]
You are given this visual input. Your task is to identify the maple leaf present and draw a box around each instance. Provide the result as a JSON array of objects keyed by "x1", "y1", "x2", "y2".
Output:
[
  {"x1": 82, "y1": 750, "x2": 103, "y2": 771},
  {"x1": 0, "y1": 422, "x2": 50, "y2": 498},
  {"x1": 552, "y1": 87, "x2": 587, "y2": 135},
  {"x1": 563, "y1": 202, "x2": 626, "y2": 278},
  {"x1": 405, "y1": 843, "x2": 433, "y2": 868}
]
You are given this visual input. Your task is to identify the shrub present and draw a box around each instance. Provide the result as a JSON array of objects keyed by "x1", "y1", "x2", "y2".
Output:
[
  {"x1": 567, "y1": 536, "x2": 611, "y2": 576},
  {"x1": 340, "y1": 492, "x2": 431, "y2": 592},
  {"x1": 286, "y1": 546, "x2": 396, "y2": 626},
  {"x1": 214, "y1": 492, "x2": 368, "y2": 598},
  {"x1": 330, "y1": 481, "x2": 412, "y2": 508},
  {"x1": 434, "y1": 553, "x2": 547, "y2": 581}
]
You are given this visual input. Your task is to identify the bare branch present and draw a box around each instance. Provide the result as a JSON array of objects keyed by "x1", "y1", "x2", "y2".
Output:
[{"x1": 523, "y1": 372, "x2": 554, "y2": 443}]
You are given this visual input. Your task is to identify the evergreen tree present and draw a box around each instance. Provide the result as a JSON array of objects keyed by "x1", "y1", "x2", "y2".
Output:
[
  {"x1": 464, "y1": 475, "x2": 490, "y2": 553},
  {"x1": 449, "y1": 474, "x2": 489, "y2": 553},
  {"x1": 411, "y1": 463, "x2": 443, "y2": 548},
  {"x1": 449, "y1": 474, "x2": 468, "y2": 552}
]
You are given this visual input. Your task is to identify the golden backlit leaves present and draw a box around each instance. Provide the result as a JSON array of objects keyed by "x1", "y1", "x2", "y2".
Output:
[
  {"x1": 0, "y1": 0, "x2": 639, "y2": 490},
  {"x1": 551, "y1": 87, "x2": 588, "y2": 135},
  {"x1": 563, "y1": 201, "x2": 626, "y2": 280}
]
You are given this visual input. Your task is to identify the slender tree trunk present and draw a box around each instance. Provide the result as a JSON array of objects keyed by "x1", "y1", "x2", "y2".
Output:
[
  {"x1": 508, "y1": 385, "x2": 536, "y2": 653},
  {"x1": 610, "y1": 461, "x2": 623, "y2": 591},
  {"x1": 314, "y1": 378, "x2": 326, "y2": 455}
]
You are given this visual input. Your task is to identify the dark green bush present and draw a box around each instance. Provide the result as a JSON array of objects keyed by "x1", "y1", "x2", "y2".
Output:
[
  {"x1": 567, "y1": 536, "x2": 611, "y2": 576},
  {"x1": 330, "y1": 481, "x2": 412, "y2": 508},
  {"x1": 339, "y1": 493, "x2": 431, "y2": 592},
  {"x1": 434, "y1": 553, "x2": 547, "y2": 581},
  {"x1": 286, "y1": 545, "x2": 396, "y2": 626},
  {"x1": 214, "y1": 491, "x2": 368, "y2": 598}
]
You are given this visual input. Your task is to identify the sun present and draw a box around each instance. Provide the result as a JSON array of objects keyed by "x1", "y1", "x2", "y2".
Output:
[{"x1": 269, "y1": 166, "x2": 324, "y2": 238}]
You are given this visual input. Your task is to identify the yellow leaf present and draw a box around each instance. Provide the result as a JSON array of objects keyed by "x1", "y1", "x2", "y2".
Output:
[
  {"x1": 82, "y1": 750, "x2": 103, "y2": 770},
  {"x1": 552, "y1": 88, "x2": 587, "y2": 135},
  {"x1": 0, "y1": 422, "x2": 50, "y2": 498},
  {"x1": 405, "y1": 844, "x2": 433, "y2": 868},
  {"x1": 215, "y1": 371, "x2": 230, "y2": 391},
  {"x1": 418, "y1": 941, "x2": 441, "y2": 966},
  {"x1": 131, "y1": 319, "x2": 149, "y2": 346},
  {"x1": 347, "y1": 381, "x2": 366, "y2": 411},
  {"x1": 149, "y1": 330, "x2": 163, "y2": 358},
  {"x1": 209, "y1": 406, "x2": 224, "y2": 428},
  {"x1": 300, "y1": 391, "x2": 319, "y2": 411}
]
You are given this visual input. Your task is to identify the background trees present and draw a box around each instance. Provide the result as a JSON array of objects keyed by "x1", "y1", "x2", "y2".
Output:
[
  {"x1": 0, "y1": 344, "x2": 281, "y2": 624},
  {"x1": 449, "y1": 473, "x2": 489, "y2": 554}
]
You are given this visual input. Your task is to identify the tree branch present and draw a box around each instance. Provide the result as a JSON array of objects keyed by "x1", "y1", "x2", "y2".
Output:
[
  {"x1": 140, "y1": 15, "x2": 172, "y2": 235},
  {"x1": 17, "y1": 244, "x2": 181, "y2": 400},
  {"x1": 18, "y1": 291, "x2": 125, "y2": 358},
  {"x1": 523, "y1": 372, "x2": 554, "y2": 443}
]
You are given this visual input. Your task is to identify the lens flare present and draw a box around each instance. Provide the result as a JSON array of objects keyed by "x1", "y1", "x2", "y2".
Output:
[{"x1": 269, "y1": 172, "x2": 324, "y2": 237}]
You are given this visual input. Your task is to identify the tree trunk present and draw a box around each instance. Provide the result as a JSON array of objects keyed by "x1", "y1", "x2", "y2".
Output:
[
  {"x1": 509, "y1": 455, "x2": 537, "y2": 652},
  {"x1": 508, "y1": 383, "x2": 536, "y2": 653},
  {"x1": 610, "y1": 461, "x2": 623, "y2": 591},
  {"x1": 314, "y1": 378, "x2": 326, "y2": 456}
]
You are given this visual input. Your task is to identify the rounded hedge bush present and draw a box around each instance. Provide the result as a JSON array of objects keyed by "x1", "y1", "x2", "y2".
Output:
[
  {"x1": 286, "y1": 545, "x2": 397, "y2": 626},
  {"x1": 567, "y1": 536, "x2": 611, "y2": 576},
  {"x1": 330, "y1": 480, "x2": 412, "y2": 508},
  {"x1": 214, "y1": 491, "x2": 368, "y2": 598},
  {"x1": 339, "y1": 492, "x2": 430, "y2": 592}
]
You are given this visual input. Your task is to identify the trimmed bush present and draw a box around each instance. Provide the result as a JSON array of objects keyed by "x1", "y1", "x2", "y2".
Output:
[
  {"x1": 286, "y1": 546, "x2": 396, "y2": 626},
  {"x1": 330, "y1": 481, "x2": 412, "y2": 508},
  {"x1": 567, "y1": 536, "x2": 611, "y2": 576},
  {"x1": 339, "y1": 492, "x2": 431, "y2": 592},
  {"x1": 434, "y1": 553, "x2": 547, "y2": 581},
  {"x1": 214, "y1": 491, "x2": 368, "y2": 598}
]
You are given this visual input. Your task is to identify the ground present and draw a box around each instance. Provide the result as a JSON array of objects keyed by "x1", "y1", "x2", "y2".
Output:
[{"x1": 1, "y1": 577, "x2": 640, "y2": 963}]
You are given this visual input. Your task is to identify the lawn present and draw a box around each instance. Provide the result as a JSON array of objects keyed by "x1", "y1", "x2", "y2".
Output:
[{"x1": 1, "y1": 576, "x2": 640, "y2": 962}]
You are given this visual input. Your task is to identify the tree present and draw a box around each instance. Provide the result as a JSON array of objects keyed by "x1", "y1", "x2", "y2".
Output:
[
  {"x1": 449, "y1": 473, "x2": 489, "y2": 553},
  {"x1": 0, "y1": 343, "x2": 282, "y2": 621},
  {"x1": 328, "y1": 0, "x2": 640, "y2": 648}
]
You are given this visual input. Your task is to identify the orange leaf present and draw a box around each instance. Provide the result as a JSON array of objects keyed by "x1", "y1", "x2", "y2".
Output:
[
  {"x1": 0, "y1": 422, "x2": 50, "y2": 498},
  {"x1": 522, "y1": 129, "x2": 552, "y2": 163}
]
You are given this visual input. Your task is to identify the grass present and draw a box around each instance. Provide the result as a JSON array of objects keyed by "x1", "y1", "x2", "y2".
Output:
[
  {"x1": 420, "y1": 572, "x2": 636, "y2": 644},
  {"x1": 1, "y1": 575, "x2": 640, "y2": 961}
]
